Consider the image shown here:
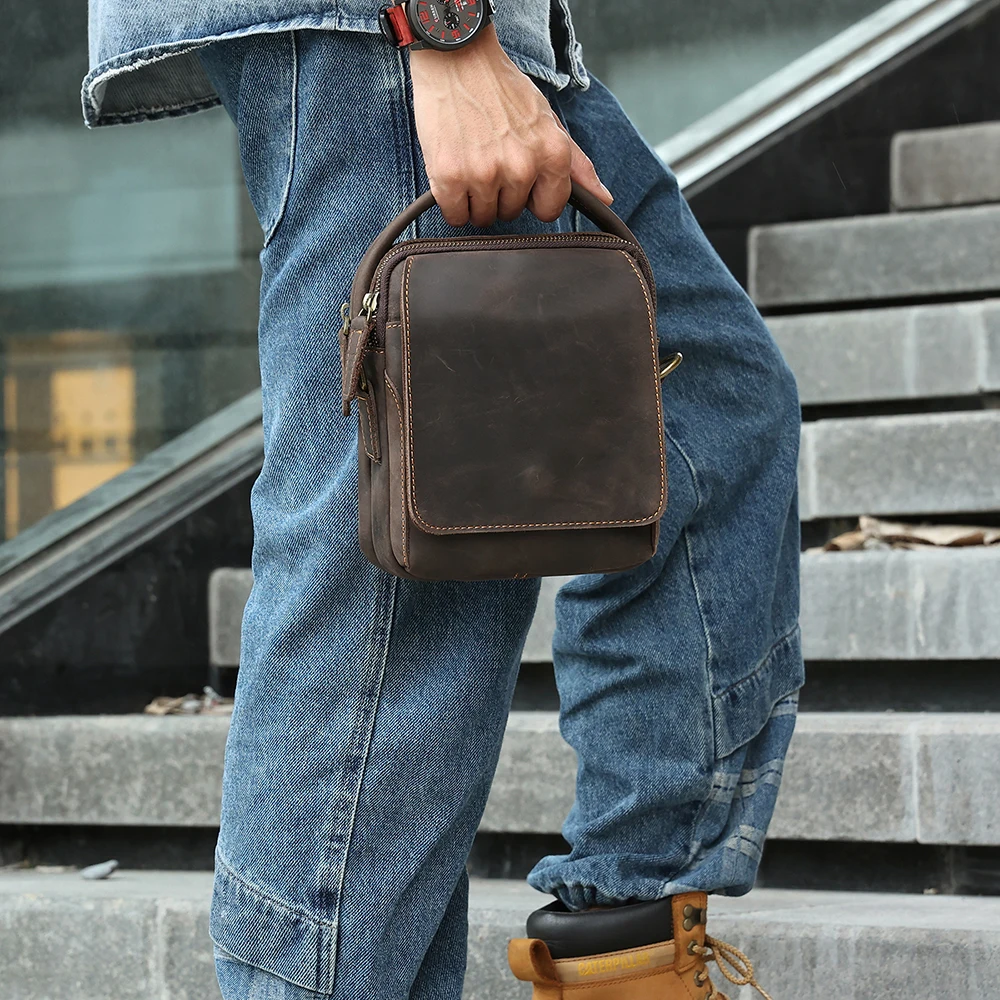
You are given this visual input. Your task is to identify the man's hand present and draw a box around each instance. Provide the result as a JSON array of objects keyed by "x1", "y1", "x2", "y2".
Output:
[{"x1": 409, "y1": 24, "x2": 612, "y2": 227}]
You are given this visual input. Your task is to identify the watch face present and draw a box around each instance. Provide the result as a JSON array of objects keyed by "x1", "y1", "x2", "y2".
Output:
[{"x1": 409, "y1": 0, "x2": 487, "y2": 48}]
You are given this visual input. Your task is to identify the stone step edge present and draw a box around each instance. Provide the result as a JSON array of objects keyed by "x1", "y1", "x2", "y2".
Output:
[
  {"x1": 210, "y1": 546, "x2": 1000, "y2": 668},
  {"x1": 891, "y1": 121, "x2": 1000, "y2": 211},
  {"x1": 747, "y1": 203, "x2": 1000, "y2": 308},
  {"x1": 767, "y1": 298, "x2": 1000, "y2": 406},
  {"x1": 3, "y1": 711, "x2": 999, "y2": 846},
  {"x1": 2, "y1": 870, "x2": 999, "y2": 1000}
]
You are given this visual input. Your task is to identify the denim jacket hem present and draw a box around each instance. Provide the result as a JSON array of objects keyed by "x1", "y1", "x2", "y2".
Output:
[{"x1": 83, "y1": 10, "x2": 589, "y2": 128}]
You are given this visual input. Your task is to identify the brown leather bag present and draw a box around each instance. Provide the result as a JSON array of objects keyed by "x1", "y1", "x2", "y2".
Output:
[{"x1": 341, "y1": 183, "x2": 677, "y2": 581}]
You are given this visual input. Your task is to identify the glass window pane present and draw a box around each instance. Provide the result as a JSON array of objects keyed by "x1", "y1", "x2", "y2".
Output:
[
  {"x1": 0, "y1": 4, "x2": 261, "y2": 540},
  {"x1": 569, "y1": 0, "x2": 890, "y2": 141}
]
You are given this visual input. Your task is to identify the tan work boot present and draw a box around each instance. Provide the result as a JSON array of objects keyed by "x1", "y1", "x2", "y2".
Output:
[{"x1": 508, "y1": 892, "x2": 772, "y2": 999}]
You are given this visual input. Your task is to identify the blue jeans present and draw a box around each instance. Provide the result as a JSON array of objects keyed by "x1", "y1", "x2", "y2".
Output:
[{"x1": 198, "y1": 27, "x2": 803, "y2": 1000}]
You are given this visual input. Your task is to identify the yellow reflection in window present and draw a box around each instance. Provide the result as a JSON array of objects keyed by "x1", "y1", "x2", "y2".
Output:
[
  {"x1": 50, "y1": 366, "x2": 135, "y2": 510},
  {"x1": 4, "y1": 374, "x2": 17, "y2": 541}
]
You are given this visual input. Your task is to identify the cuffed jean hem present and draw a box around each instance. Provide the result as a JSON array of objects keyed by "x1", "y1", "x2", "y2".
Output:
[
  {"x1": 526, "y1": 663, "x2": 803, "y2": 911},
  {"x1": 83, "y1": 17, "x2": 582, "y2": 128}
]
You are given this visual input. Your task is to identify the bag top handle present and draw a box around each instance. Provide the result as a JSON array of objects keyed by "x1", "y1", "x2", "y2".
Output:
[{"x1": 349, "y1": 182, "x2": 642, "y2": 312}]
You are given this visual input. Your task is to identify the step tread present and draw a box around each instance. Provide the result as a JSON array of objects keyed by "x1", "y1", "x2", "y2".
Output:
[
  {"x1": 0, "y1": 867, "x2": 213, "y2": 902},
  {"x1": 3, "y1": 709, "x2": 1000, "y2": 846},
  {"x1": 798, "y1": 547, "x2": 1000, "y2": 661},
  {"x1": 2, "y1": 872, "x2": 999, "y2": 1000},
  {"x1": 799, "y1": 410, "x2": 1000, "y2": 521},
  {"x1": 768, "y1": 298, "x2": 1000, "y2": 405},
  {"x1": 748, "y1": 203, "x2": 1000, "y2": 308},
  {"x1": 211, "y1": 546, "x2": 1000, "y2": 668},
  {"x1": 3, "y1": 868, "x2": 999, "y2": 928},
  {"x1": 528, "y1": 549, "x2": 1000, "y2": 662},
  {"x1": 489, "y1": 709, "x2": 1000, "y2": 845},
  {"x1": 892, "y1": 121, "x2": 1000, "y2": 211}
]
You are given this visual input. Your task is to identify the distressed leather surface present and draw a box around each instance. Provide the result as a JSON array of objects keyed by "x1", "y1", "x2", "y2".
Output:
[
  {"x1": 400, "y1": 247, "x2": 664, "y2": 533},
  {"x1": 356, "y1": 231, "x2": 666, "y2": 581}
]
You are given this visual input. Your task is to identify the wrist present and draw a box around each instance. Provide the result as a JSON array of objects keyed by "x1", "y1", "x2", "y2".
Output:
[{"x1": 409, "y1": 24, "x2": 508, "y2": 78}]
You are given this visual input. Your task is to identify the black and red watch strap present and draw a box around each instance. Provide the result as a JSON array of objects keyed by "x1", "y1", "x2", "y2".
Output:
[
  {"x1": 384, "y1": 3, "x2": 415, "y2": 47},
  {"x1": 381, "y1": 0, "x2": 492, "y2": 50}
]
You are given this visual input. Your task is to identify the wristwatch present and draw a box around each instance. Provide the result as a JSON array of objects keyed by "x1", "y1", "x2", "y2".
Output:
[{"x1": 379, "y1": 0, "x2": 494, "y2": 51}]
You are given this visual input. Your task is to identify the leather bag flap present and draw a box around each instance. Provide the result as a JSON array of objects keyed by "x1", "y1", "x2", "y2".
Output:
[{"x1": 399, "y1": 246, "x2": 666, "y2": 535}]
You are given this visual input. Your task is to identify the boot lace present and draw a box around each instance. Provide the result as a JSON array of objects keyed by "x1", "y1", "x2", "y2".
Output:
[{"x1": 689, "y1": 936, "x2": 774, "y2": 1000}]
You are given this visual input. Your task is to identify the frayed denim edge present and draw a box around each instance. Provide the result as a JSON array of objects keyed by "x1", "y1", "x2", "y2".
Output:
[{"x1": 82, "y1": 17, "x2": 578, "y2": 128}]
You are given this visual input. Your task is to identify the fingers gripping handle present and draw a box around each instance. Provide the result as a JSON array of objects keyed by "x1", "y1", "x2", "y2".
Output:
[{"x1": 348, "y1": 183, "x2": 639, "y2": 313}]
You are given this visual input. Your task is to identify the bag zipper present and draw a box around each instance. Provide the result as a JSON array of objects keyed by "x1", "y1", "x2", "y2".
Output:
[{"x1": 363, "y1": 232, "x2": 651, "y2": 343}]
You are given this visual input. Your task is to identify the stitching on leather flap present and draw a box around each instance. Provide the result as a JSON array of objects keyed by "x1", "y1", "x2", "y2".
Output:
[
  {"x1": 399, "y1": 249, "x2": 667, "y2": 535},
  {"x1": 358, "y1": 390, "x2": 380, "y2": 463},
  {"x1": 376, "y1": 231, "x2": 645, "y2": 335},
  {"x1": 384, "y1": 376, "x2": 408, "y2": 568}
]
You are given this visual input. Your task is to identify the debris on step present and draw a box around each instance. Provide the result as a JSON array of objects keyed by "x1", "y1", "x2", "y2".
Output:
[
  {"x1": 815, "y1": 515, "x2": 1000, "y2": 553},
  {"x1": 144, "y1": 685, "x2": 234, "y2": 716},
  {"x1": 80, "y1": 860, "x2": 119, "y2": 880}
]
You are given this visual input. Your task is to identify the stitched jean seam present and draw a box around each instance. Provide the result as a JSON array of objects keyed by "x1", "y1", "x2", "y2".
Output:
[
  {"x1": 663, "y1": 528, "x2": 717, "y2": 889},
  {"x1": 329, "y1": 571, "x2": 399, "y2": 992},
  {"x1": 324, "y1": 60, "x2": 414, "y2": 980},
  {"x1": 714, "y1": 622, "x2": 802, "y2": 701},
  {"x1": 658, "y1": 426, "x2": 719, "y2": 881},
  {"x1": 663, "y1": 422, "x2": 715, "y2": 742},
  {"x1": 215, "y1": 849, "x2": 337, "y2": 928},
  {"x1": 263, "y1": 31, "x2": 298, "y2": 246},
  {"x1": 396, "y1": 47, "x2": 421, "y2": 239}
]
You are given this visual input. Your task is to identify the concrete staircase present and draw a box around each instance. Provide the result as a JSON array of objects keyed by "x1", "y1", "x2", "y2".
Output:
[{"x1": 4, "y1": 121, "x2": 1000, "y2": 999}]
